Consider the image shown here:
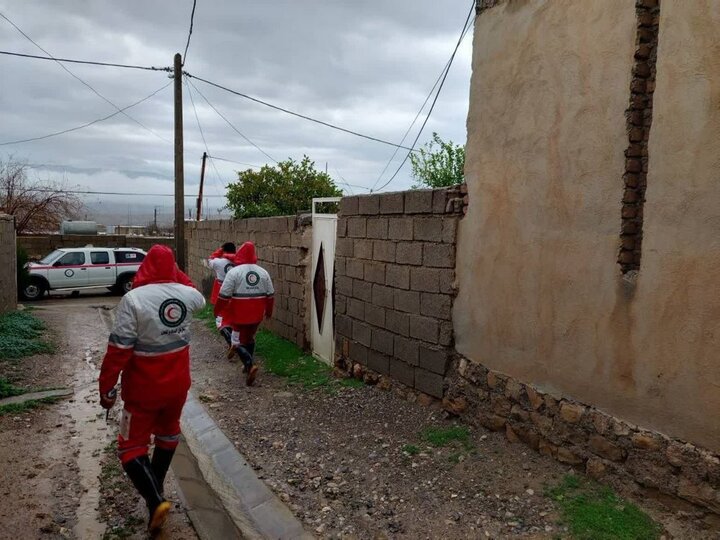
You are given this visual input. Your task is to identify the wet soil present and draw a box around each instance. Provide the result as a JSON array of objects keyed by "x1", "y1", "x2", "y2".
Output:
[
  {"x1": 0, "y1": 295, "x2": 197, "y2": 540},
  {"x1": 190, "y1": 321, "x2": 717, "y2": 539}
]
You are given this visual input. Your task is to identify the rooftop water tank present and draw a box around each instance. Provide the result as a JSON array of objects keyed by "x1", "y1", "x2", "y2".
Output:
[{"x1": 60, "y1": 220, "x2": 98, "y2": 235}]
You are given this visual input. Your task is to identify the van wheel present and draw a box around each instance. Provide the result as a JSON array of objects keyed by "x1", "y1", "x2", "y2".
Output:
[
  {"x1": 117, "y1": 275, "x2": 134, "y2": 295},
  {"x1": 22, "y1": 278, "x2": 47, "y2": 301}
]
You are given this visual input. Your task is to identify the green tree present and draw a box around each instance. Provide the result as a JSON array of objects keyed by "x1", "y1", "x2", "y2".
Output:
[
  {"x1": 226, "y1": 156, "x2": 341, "y2": 219},
  {"x1": 409, "y1": 132, "x2": 465, "y2": 189}
]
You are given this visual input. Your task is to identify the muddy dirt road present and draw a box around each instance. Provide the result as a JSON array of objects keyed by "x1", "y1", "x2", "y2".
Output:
[{"x1": 0, "y1": 293, "x2": 197, "y2": 539}]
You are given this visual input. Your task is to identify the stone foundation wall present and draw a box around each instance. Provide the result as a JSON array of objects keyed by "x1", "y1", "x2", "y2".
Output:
[
  {"x1": 444, "y1": 358, "x2": 720, "y2": 514},
  {"x1": 18, "y1": 234, "x2": 175, "y2": 261},
  {"x1": 186, "y1": 217, "x2": 312, "y2": 348},
  {"x1": 334, "y1": 186, "x2": 466, "y2": 398},
  {"x1": 0, "y1": 215, "x2": 16, "y2": 314}
]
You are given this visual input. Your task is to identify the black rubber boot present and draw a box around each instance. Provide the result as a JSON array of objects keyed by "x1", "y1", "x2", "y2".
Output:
[
  {"x1": 151, "y1": 447, "x2": 176, "y2": 496},
  {"x1": 123, "y1": 456, "x2": 170, "y2": 532},
  {"x1": 219, "y1": 326, "x2": 232, "y2": 346},
  {"x1": 236, "y1": 345, "x2": 253, "y2": 371}
]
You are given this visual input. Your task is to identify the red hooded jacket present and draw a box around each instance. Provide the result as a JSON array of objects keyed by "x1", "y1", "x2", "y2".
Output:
[
  {"x1": 207, "y1": 247, "x2": 235, "y2": 305},
  {"x1": 99, "y1": 245, "x2": 205, "y2": 405},
  {"x1": 214, "y1": 242, "x2": 274, "y2": 325}
]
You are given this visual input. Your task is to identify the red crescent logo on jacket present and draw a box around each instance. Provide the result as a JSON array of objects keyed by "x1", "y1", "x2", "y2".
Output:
[{"x1": 159, "y1": 298, "x2": 188, "y2": 328}]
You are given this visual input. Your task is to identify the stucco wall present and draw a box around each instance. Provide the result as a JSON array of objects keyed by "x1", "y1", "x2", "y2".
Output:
[
  {"x1": 0, "y1": 215, "x2": 17, "y2": 314},
  {"x1": 629, "y1": 0, "x2": 720, "y2": 451},
  {"x1": 454, "y1": 2, "x2": 672, "y2": 439}
]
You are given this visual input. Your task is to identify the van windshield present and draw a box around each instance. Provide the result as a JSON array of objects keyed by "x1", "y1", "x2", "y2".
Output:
[{"x1": 38, "y1": 250, "x2": 62, "y2": 265}]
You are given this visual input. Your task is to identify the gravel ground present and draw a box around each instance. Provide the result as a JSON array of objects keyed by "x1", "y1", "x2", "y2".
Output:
[{"x1": 190, "y1": 321, "x2": 716, "y2": 539}]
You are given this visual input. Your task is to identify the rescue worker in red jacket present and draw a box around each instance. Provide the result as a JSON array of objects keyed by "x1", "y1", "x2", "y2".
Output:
[
  {"x1": 207, "y1": 242, "x2": 236, "y2": 345},
  {"x1": 214, "y1": 241, "x2": 274, "y2": 386},
  {"x1": 98, "y1": 245, "x2": 205, "y2": 533}
]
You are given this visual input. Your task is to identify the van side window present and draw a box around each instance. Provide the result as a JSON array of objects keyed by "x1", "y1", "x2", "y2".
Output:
[
  {"x1": 91, "y1": 251, "x2": 110, "y2": 265},
  {"x1": 115, "y1": 251, "x2": 145, "y2": 263},
  {"x1": 56, "y1": 252, "x2": 86, "y2": 266}
]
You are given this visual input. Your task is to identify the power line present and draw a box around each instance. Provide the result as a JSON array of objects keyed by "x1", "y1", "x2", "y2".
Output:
[
  {"x1": 208, "y1": 155, "x2": 261, "y2": 168},
  {"x1": 0, "y1": 81, "x2": 172, "y2": 146},
  {"x1": 186, "y1": 76, "x2": 278, "y2": 163},
  {"x1": 375, "y1": 0, "x2": 475, "y2": 193},
  {"x1": 184, "y1": 71, "x2": 416, "y2": 152},
  {"x1": 370, "y1": 18, "x2": 474, "y2": 192},
  {"x1": 182, "y1": 0, "x2": 197, "y2": 65},
  {"x1": 184, "y1": 76, "x2": 228, "y2": 194},
  {"x1": 0, "y1": 12, "x2": 171, "y2": 144},
  {"x1": 0, "y1": 50, "x2": 172, "y2": 72}
]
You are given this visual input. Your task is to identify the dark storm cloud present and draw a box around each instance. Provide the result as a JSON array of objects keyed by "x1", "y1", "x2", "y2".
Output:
[{"x1": 0, "y1": 0, "x2": 473, "y2": 215}]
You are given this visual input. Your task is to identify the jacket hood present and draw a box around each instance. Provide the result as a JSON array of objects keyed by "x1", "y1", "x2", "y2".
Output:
[
  {"x1": 132, "y1": 245, "x2": 194, "y2": 288},
  {"x1": 232, "y1": 241, "x2": 257, "y2": 265}
]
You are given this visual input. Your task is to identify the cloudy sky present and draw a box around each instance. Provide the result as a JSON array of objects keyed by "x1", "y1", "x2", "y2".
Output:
[{"x1": 0, "y1": 0, "x2": 474, "y2": 224}]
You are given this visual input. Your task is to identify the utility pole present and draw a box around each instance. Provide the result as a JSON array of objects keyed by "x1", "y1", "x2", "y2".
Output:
[
  {"x1": 196, "y1": 151, "x2": 207, "y2": 221},
  {"x1": 173, "y1": 52, "x2": 186, "y2": 270},
  {"x1": 153, "y1": 207, "x2": 158, "y2": 234}
]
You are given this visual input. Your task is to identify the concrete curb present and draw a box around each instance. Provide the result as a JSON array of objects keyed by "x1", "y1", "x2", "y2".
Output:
[
  {"x1": 0, "y1": 388, "x2": 73, "y2": 407},
  {"x1": 180, "y1": 392, "x2": 314, "y2": 540}
]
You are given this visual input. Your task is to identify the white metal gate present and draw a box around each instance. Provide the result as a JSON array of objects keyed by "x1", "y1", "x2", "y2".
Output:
[{"x1": 310, "y1": 197, "x2": 340, "y2": 365}]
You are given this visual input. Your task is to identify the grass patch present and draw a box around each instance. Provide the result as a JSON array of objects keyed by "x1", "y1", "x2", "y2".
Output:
[
  {"x1": 256, "y1": 329, "x2": 333, "y2": 388},
  {"x1": 194, "y1": 302, "x2": 217, "y2": 330},
  {"x1": 0, "y1": 378, "x2": 24, "y2": 399},
  {"x1": 0, "y1": 396, "x2": 60, "y2": 415},
  {"x1": 402, "y1": 444, "x2": 420, "y2": 456},
  {"x1": 547, "y1": 474, "x2": 662, "y2": 540},
  {"x1": 0, "y1": 311, "x2": 54, "y2": 360},
  {"x1": 421, "y1": 425, "x2": 472, "y2": 448}
]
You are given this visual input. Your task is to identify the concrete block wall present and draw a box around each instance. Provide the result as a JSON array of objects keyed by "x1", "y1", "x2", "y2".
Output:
[
  {"x1": 0, "y1": 215, "x2": 16, "y2": 314},
  {"x1": 334, "y1": 187, "x2": 466, "y2": 398},
  {"x1": 18, "y1": 234, "x2": 175, "y2": 260},
  {"x1": 186, "y1": 216, "x2": 312, "y2": 348}
]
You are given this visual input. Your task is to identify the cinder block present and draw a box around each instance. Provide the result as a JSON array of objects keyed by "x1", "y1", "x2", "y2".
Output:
[
  {"x1": 340, "y1": 196, "x2": 359, "y2": 216},
  {"x1": 394, "y1": 336, "x2": 419, "y2": 365},
  {"x1": 336, "y1": 275, "x2": 353, "y2": 297},
  {"x1": 439, "y1": 321, "x2": 454, "y2": 346},
  {"x1": 418, "y1": 345, "x2": 450, "y2": 375},
  {"x1": 410, "y1": 267, "x2": 440, "y2": 293},
  {"x1": 346, "y1": 258, "x2": 364, "y2": 279},
  {"x1": 371, "y1": 328, "x2": 394, "y2": 356},
  {"x1": 396, "y1": 242, "x2": 423, "y2": 265},
  {"x1": 364, "y1": 261, "x2": 386, "y2": 284},
  {"x1": 372, "y1": 284, "x2": 395, "y2": 309},
  {"x1": 385, "y1": 265, "x2": 410, "y2": 289},
  {"x1": 358, "y1": 195, "x2": 380, "y2": 215},
  {"x1": 366, "y1": 218, "x2": 389, "y2": 240},
  {"x1": 353, "y1": 279, "x2": 373, "y2": 302},
  {"x1": 348, "y1": 298, "x2": 365, "y2": 320},
  {"x1": 364, "y1": 304, "x2": 385, "y2": 327},
  {"x1": 386, "y1": 311, "x2": 410, "y2": 336},
  {"x1": 379, "y1": 192, "x2": 404, "y2": 214},
  {"x1": 394, "y1": 289, "x2": 420, "y2": 314},
  {"x1": 373, "y1": 241, "x2": 395, "y2": 263},
  {"x1": 420, "y1": 293, "x2": 452, "y2": 320},
  {"x1": 404, "y1": 190, "x2": 434, "y2": 214},
  {"x1": 432, "y1": 189, "x2": 448, "y2": 214},
  {"x1": 414, "y1": 218, "x2": 443, "y2": 242},
  {"x1": 388, "y1": 217, "x2": 413, "y2": 241},
  {"x1": 409, "y1": 315, "x2": 439, "y2": 343},
  {"x1": 335, "y1": 314, "x2": 352, "y2": 337},
  {"x1": 348, "y1": 217, "x2": 367, "y2": 238},
  {"x1": 415, "y1": 369, "x2": 444, "y2": 398},
  {"x1": 367, "y1": 350, "x2": 390, "y2": 375},
  {"x1": 336, "y1": 238, "x2": 354, "y2": 257},
  {"x1": 349, "y1": 341, "x2": 368, "y2": 363},
  {"x1": 423, "y1": 243, "x2": 455, "y2": 268},
  {"x1": 354, "y1": 239, "x2": 373, "y2": 259},
  {"x1": 389, "y1": 359, "x2": 415, "y2": 387},
  {"x1": 352, "y1": 320, "x2": 372, "y2": 347}
]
